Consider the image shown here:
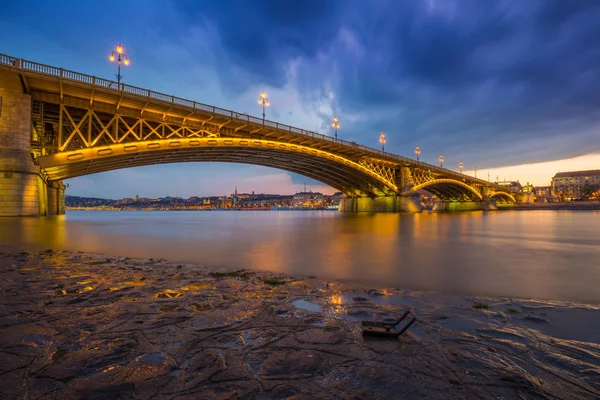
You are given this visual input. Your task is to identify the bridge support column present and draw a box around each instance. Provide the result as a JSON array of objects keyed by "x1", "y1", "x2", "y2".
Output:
[
  {"x1": 47, "y1": 181, "x2": 66, "y2": 215},
  {"x1": 0, "y1": 69, "x2": 51, "y2": 217},
  {"x1": 432, "y1": 198, "x2": 497, "y2": 212},
  {"x1": 338, "y1": 192, "x2": 422, "y2": 213}
]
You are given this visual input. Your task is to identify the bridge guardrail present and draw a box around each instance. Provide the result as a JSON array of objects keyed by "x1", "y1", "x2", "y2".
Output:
[{"x1": 0, "y1": 52, "x2": 505, "y2": 190}]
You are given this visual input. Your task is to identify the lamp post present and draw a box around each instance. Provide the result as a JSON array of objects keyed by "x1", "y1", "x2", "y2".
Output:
[
  {"x1": 474, "y1": 167, "x2": 477, "y2": 178},
  {"x1": 439, "y1": 154, "x2": 444, "y2": 168},
  {"x1": 258, "y1": 91, "x2": 270, "y2": 122},
  {"x1": 379, "y1": 133, "x2": 386, "y2": 151},
  {"x1": 109, "y1": 44, "x2": 130, "y2": 85},
  {"x1": 415, "y1": 145, "x2": 420, "y2": 161},
  {"x1": 331, "y1": 116, "x2": 340, "y2": 139},
  {"x1": 459, "y1": 161, "x2": 463, "y2": 174}
]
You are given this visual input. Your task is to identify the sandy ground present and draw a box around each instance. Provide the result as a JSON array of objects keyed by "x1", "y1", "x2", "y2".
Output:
[{"x1": 0, "y1": 249, "x2": 599, "y2": 399}]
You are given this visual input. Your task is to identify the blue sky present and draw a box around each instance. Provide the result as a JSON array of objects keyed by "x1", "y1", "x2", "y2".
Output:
[{"x1": 1, "y1": 0, "x2": 599, "y2": 198}]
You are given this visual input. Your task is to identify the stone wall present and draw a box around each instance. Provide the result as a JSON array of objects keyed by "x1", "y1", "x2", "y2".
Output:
[{"x1": 0, "y1": 69, "x2": 52, "y2": 216}]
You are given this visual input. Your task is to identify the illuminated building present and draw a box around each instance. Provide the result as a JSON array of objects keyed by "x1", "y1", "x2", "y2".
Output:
[
  {"x1": 292, "y1": 191, "x2": 325, "y2": 207},
  {"x1": 552, "y1": 170, "x2": 600, "y2": 201}
]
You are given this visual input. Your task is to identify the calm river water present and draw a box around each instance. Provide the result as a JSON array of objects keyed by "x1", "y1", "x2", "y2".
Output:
[{"x1": 1, "y1": 210, "x2": 599, "y2": 303}]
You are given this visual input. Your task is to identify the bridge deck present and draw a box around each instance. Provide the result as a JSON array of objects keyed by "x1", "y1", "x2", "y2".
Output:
[{"x1": 0, "y1": 53, "x2": 514, "y2": 199}]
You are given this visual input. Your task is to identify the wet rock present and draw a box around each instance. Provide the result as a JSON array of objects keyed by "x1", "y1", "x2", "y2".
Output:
[{"x1": 260, "y1": 351, "x2": 324, "y2": 377}]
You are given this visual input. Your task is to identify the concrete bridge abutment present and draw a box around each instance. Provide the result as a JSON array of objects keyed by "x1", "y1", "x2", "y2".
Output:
[
  {"x1": 0, "y1": 69, "x2": 65, "y2": 217},
  {"x1": 338, "y1": 192, "x2": 423, "y2": 213}
]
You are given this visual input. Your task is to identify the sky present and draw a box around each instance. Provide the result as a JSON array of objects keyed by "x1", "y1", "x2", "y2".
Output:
[{"x1": 1, "y1": 0, "x2": 599, "y2": 198}]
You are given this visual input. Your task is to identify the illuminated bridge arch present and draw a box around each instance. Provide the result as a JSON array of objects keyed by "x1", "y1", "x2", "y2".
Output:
[
  {"x1": 412, "y1": 179, "x2": 484, "y2": 202},
  {"x1": 37, "y1": 138, "x2": 400, "y2": 197},
  {"x1": 490, "y1": 191, "x2": 516, "y2": 203}
]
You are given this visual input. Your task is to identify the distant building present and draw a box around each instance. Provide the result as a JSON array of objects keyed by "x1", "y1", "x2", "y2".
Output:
[
  {"x1": 521, "y1": 183, "x2": 534, "y2": 193},
  {"x1": 496, "y1": 181, "x2": 522, "y2": 192},
  {"x1": 552, "y1": 169, "x2": 600, "y2": 200},
  {"x1": 533, "y1": 186, "x2": 552, "y2": 203},
  {"x1": 292, "y1": 191, "x2": 325, "y2": 207}
]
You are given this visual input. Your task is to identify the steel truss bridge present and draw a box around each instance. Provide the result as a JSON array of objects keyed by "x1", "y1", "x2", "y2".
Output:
[{"x1": 0, "y1": 53, "x2": 517, "y2": 206}]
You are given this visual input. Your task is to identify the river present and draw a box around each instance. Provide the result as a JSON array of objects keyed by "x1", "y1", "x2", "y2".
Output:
[{"x1": 1, "y1": 210, "x2": 599, "y2": 303}]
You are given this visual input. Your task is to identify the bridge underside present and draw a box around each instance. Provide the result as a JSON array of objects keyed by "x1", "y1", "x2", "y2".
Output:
[{"x1": 37, "y1": 139, "x2": 395, "y2": 197}]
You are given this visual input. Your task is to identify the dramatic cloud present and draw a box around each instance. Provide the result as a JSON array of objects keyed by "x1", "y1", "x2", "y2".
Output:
[{"x1": 1, "y1": 0, "x2": 599, "y2": 197}]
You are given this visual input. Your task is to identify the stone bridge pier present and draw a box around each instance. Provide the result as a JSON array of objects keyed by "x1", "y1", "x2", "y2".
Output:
[
  {"x1": 338, "y1": 192, "x2": 422, "y2": 213},
  {"x1": 0, "y1": 69, "x2": 65, "y2": 217},
  {"x1": 431, "y1": 186, "x2": 497, "y2": 212},
  {"x1": 338, "y1": 166, "x2": 423, "y2": 212}
]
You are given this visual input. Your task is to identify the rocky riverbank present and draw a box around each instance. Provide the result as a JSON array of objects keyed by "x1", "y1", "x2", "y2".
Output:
[{"x1": 0, "y1": 249, "x2": 599, "y2": 399}]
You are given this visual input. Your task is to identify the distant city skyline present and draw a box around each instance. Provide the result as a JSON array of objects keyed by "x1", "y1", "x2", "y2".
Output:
[{"x1": 2, "y1": 0, "x2": 599, "y2": 198}]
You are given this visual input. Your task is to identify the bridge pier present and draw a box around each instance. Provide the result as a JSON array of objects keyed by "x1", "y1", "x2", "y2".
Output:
[
  {"x1": 338, "y1": 192, "x2": 423, "y2": 213},
  {"x1": 432, "y1": 198, "x2": 497, "y2": 212},
  {"x1": 0, "y1": 69, "x2": 64, "y2": 217}
]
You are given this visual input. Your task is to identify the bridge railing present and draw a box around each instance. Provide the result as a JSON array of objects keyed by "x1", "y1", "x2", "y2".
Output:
[{"x1": 0, "y1": 53, "x2": 501, "y2": 190}]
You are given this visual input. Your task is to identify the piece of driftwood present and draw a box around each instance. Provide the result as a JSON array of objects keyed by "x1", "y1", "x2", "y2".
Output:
[{"x1": 361, "y1": 310, "x2": 417, "y2": 338}]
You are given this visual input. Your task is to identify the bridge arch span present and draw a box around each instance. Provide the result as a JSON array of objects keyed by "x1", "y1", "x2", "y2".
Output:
[
  {"x1": 412, "y1": 179, "x2": 484, "y2": 202},
  {"x1": 37, "y1": 138, "x2": 399, "y2": 197},
  {"x1": 490, "y1": 191, "x2": 516, "y2": 203}
]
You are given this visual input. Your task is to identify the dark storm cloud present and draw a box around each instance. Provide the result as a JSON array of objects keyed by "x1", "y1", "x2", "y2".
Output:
[
  {"x1": 169, "y1": 0, "x2": 342, "y2": 91},
  {"x1": 168, "y1": 0, "x2": 600, "y2": 167}
]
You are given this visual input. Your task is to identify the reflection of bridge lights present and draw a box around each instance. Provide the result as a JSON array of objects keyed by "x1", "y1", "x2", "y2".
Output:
[
  {"x1": 330, "y1": 295, "x2": 343, "y2": 305},
  {"x1": 258, "y1": 91, "x2": 270, "y2": 122},
  {"x1": 331, "y1": 116, "x2": 340, "y2": 139},
  {"x1": 109, "y1": 44, "x2": 130, "y2": 85}
]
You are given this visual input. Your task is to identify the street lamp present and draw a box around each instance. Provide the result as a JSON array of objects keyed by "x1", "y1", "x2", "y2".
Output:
[
  {"x1": 415, "y1": 145, "x2": 420, "y2": 161},
  {"x1": 459, "y1": 161, "x2": 463, "y2": 174},
  {"x1": 439, "y1": 154, "x2": 444, "y2": 168},
  {"x1": 474, "y1": 167, "x2": 477, "y2": 178},
  {"x1": 109, "y1": 44, "x2": 130, "y2": 85},
  {"x1": 258, "y1": 91, "x2": 270, "y2": 122},
  {"x1": 331, "y1": 116, "x2": 340, "y2": 139},
  {"x1": 379, "y1": 133, "x2": 386, "y2": 151}
]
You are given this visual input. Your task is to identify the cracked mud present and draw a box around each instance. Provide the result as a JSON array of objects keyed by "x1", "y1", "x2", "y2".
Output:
[{"x1": 0, "y1": 249, "x2": 599, "y2": 399}]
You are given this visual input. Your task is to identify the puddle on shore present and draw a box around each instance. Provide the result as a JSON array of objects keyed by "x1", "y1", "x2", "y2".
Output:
[
  {"x1": 155, "y1": 290, "x2": 183, "y2": 299},
  {"x1": 182, "y1": 281, "x2": 214, "y2": 291},
  {"x1": 293, "y1": 299, "x2": 322, "y2": 312},
  {"x1": 189, "y1": 303, "x2": 211, "y2": 312},
  {"x1": 139, "y1": 353, "x2": 167, "y2": 364}
]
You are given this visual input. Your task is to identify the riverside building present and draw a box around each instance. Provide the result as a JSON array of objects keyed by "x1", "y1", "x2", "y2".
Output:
[{"x1": 552, "y1": 169, "x2": 600, "y2": 200}]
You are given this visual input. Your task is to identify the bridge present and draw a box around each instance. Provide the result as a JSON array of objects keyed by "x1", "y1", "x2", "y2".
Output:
[{"x1": 0, "y1": 53, "x2": 522, "y2": 217}]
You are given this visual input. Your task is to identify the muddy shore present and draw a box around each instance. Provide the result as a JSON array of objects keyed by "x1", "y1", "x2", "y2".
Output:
[{"x1": 0, "y1": 249, "x2": 599, "y2": 399}]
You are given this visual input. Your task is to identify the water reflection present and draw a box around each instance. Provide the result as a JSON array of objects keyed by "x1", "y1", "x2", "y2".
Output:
[{"x1": 0, "y1": 210, "x2": 599, "y2": 303}]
